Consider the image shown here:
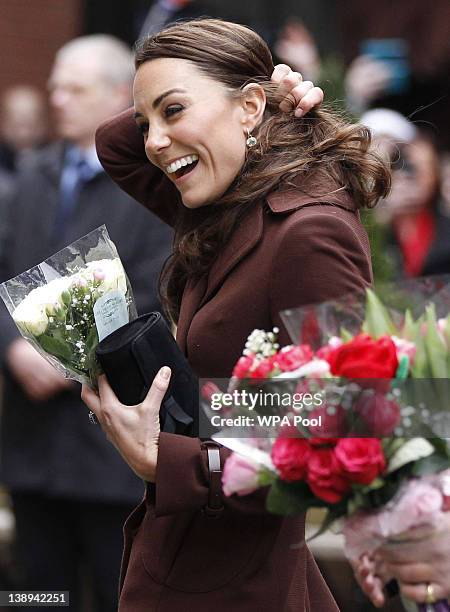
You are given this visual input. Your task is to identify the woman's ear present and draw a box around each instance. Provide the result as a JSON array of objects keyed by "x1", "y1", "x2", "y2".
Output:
[{"x1": 240, "y1": 83, "x2": 266, "y2": 132}]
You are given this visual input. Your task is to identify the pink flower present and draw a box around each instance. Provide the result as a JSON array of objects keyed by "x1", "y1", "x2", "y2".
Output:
[
  {"x1": 232, "y1": 354, "x2": 256, "y2": 378},
  {"x1": 391, "y1": 336, "x2": 416, "y2": 364},
  {"x1": 438, "y1": 318, "x2": 450, "y2": 348},
  {"x1": 343, "y1": 510, "x2": 385, "y2": 561},
  {"x1": 379, "y1": 480, "x2": 444, "y2": 538},
  {"x1": 222, "y1": 453, "x2": 261, "y2": 497},
  {"x1": 275, "y1": 344, "x2": 314, "y2": 372},
  {"x1": 201, "y1": 382, "x2": 221, "y2": 402},
  {"x1": 355, "y1": 393, "x2": 401, "y2": 436},
  {"x1": 271, "y1": 437, "x2": 311, "y2": 482},
  {"x1": 306, "y1": 447, "x2": 351, "y2": 503},
  {"x1": 316, "y1": 336, "x2": 343, "y2": 361},
  {"x1": 93, "y1": 268, "x2": 106, "y2": 281},
  {"x1": 250, "y1": 357, "x2": 275, "y2": 378},
  {"x1": 335, "y1": 438, "x2": 386, "y2": 485}
]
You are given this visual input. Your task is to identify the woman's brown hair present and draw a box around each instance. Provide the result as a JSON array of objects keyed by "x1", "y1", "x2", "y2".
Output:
[{"x1": 135, "y1": 19, "x2": 391, "y2": 322}]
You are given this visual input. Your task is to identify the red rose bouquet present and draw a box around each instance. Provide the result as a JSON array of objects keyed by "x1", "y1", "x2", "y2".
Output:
[{"x1": 209, "y1": 278, "x2": 450, "y2": 612}]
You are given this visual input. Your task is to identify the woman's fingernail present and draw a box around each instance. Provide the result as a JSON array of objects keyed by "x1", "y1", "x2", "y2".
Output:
[
  {"x1": 160, "y1": 366, "x2": 171, "y2": 380},
  {"x1": 295, "y1": 109, "x2": 304, "y2": 117}
]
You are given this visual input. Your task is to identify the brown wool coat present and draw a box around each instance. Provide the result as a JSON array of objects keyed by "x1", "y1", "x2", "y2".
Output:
[{"x1": 96, "y1": 108, "x2": 373, "y2": 612}]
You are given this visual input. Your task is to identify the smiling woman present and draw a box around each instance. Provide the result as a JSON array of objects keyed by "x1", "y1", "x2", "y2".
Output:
[{"x1": 90, "y1": 17, "x2": 391, "y2": 612}]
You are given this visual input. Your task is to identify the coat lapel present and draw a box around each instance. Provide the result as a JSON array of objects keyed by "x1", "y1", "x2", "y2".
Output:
[
  {"x1": 176, "y1": 202, "x2": 264, "y2": 353},
  {"x1": 176, "y1": 274, "x2": 208, "y2": 354},
  {"x1": 200, "y1": 202, "x2": 264, "y2": 308}
]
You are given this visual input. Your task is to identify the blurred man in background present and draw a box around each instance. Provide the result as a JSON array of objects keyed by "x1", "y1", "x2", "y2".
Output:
[
  {"x1": 0, "y1": 85, "x2": 48, "y2": 176},
  {"x1": 0, "y1": 35, "x2": 172, "y2": 611}
]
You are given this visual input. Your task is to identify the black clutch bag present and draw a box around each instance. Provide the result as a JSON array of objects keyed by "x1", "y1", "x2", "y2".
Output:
[{"x1": 95, "y1": 312, "x2": 198, "y2": 436}]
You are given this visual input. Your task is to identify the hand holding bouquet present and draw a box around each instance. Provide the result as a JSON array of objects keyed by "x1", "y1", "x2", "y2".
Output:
[{"x1": 0, "y1": 226, "x2": 136, "y2": 387}]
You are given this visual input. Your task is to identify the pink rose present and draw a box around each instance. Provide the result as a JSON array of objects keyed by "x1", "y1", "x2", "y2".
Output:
[
  {"x1": 306, "y1": 447, "x2": 351, "y2": 503},
  {"x1": 271, "y1": 437, "x2": 311, "y2": 482},
  {"x1": 316, "y1": 336, "x2": 343, "y2": 361},
  {"x1": 335, "y1": 438, "x2": 386, "y2": 485},
  {"x1": 275, "y1": 345, "x2": 314, "y2": 372},
  {"x1": 93, "y1": 268, "x2": 106, "y2": 281},
  {"x1": 355, "y1": 393, "x2": 401, "y2": 436},
  {"x1": 380, "y1": 480, "x2": 444, "y2": 538},
  {"x1": 201, "y1": 381, "x2": 221, "y2": 402},
  {"x1": 438, "y1": 318, "x2": 450, "y2": 348},
  {"x1": 250, "y1": 357, "x2": 275, "y2": 378},
  {"x1": 391, "y1": 336, "x2": 416, "y2": 364},
  {"x1": 222, "y1": 453, "x2": 261, "y2": 497},
  {"x1": 232, "y1": 354, "x2": 256, "y2": 378}
]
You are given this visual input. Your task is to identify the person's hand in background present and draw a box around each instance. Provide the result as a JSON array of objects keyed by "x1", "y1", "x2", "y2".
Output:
[
  {"x1": 6, "y1": 338, "x2": 74, "y2": 402},
  {"x1": 345, "y1": 55, "x2": 392, "y2": 113},
  {"x1": 274, "y1": 19, "x2": 321, "y2": 82}
]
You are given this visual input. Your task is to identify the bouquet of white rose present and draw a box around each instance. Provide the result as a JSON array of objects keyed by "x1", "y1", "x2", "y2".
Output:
[{"x1": 0, "y1": 225, "x2": 137, "y2": 387}]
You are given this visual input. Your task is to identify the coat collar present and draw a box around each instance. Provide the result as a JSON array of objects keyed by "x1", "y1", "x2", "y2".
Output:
[
  {"x1": 176, "y1": 202, "x2": 265, "y2": 352},
  {"x1": 266, "y1": 178, "x2": 357, "y2": 214}
]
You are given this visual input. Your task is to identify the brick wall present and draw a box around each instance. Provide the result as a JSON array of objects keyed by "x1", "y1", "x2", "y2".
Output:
[{"x1": 0, "y1": 0, "x2": 82, "y2": 97}]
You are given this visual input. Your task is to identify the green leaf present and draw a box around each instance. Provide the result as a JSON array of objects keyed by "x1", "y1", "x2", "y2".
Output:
[
  {"x1": 402, "y1": 309, "x2": 419, "y2": 340},
  {"x1": 410, "y1": 331, "x2": 431, "y2": 378},
  {"x1": 61, "y1": 290, "x2": 72, "y2": 307},
  {"x1": 412, "y1": 453, "x2": 450, "y2": 477},
  {"x1": 424, "y1": 304, "x2": 448, "y2": 378},
  {"x1": 306, "y1": 509, "x2": 343, "y2": 543},
  {"x1": 37, "y1": 333, "x2": 72, "y2": 362},
  {"x1": 340, "y1": 327, "x2": 353, "y2": 342},
  {"x1": 362, "y1": 288, "x2": 397, "y2": 338},
  {"x1": 395, "y1": 355, "x2": 410, "y2": 380},
  {"x1": 387, "y1": 438, "x2": 435, "y2": 474},
  {"x1": 258, "y1": 468, "x2": 277, "y2": 488},
  {"x1": 266, "y1": 480, "x2": 323, "y2": 516},
  {"x1": 428, "y1": 437, "x2": 450, "y2": 457}
]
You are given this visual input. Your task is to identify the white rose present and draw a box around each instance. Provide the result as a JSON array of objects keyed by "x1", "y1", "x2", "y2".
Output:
[
  {"x1": 86, "y1": 258, "x2": 127, "y2": 295},
  {"x1": 39, "y1": 277, "x2": 72, "y2": 315},
  {"x1": 13, "y1": 295, "x2": 49, "y2": 337}
]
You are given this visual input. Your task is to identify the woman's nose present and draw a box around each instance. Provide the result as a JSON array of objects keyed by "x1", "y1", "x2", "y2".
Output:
[{"x1": 145, "y1": 127, "x2": 171, "y2": 158}]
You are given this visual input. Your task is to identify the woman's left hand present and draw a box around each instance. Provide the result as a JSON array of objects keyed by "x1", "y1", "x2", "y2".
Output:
[
  {"x1": 81, "y1": 366, "x2": 171, "y2": 482},
  {"x1": 271, "y1": 63, "x2": 323, "y2": 117},
  {"x1": 374, "y1": 514, "x2": 450, "y2": 604}
]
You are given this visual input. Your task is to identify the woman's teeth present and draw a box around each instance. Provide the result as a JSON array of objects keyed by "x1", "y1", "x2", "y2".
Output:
[{"x1": 166, "y1": 154, "x2": 199, "y2": 174}]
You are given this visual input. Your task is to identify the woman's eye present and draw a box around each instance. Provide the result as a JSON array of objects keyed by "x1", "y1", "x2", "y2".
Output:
[
  {"x1": 137, "y1": 123, "x2": 149, "y2": 136},
  {"x1": 165, "y1": 105, "x2": 183, "y2": 118}
]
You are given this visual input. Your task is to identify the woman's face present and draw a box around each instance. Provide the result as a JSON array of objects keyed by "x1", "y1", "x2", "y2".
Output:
[{"x1": 133, "y1": 58, "x2": 248, "y2": 208}]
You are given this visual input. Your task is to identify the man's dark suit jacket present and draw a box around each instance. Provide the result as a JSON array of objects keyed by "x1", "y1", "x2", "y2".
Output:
[{"x1": 0, "y1": 142, "x2": 172, "y2": 504}]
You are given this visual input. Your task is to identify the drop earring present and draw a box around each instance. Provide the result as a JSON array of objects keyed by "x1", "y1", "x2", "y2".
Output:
[{"x1": 246, "y1": 128, "x2": 257, "y2": 148}]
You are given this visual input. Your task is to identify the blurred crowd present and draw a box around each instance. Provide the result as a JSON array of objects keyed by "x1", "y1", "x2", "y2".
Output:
[{"x1": 0, "y1": 1, "x2": 449, "y2": 610}]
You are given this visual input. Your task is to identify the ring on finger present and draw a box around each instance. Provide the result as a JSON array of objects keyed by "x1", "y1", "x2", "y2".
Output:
[{"x1": 425, "y1": 582, "x2": 436, "y2": 605}]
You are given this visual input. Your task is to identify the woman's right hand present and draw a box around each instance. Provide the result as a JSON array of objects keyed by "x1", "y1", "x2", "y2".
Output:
[{"x1": 271, "y1": 64, "x2": 323, "y2": 117}]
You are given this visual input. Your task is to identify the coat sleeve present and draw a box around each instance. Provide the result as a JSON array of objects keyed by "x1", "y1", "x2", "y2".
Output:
[
  {"x1": 269, "y1": 207, "x2": 373, "y2": 346},
  {"x1": 95, "y1": 107, "x2": 182, "y2": 227},
  {"x1": 154, "y1": 433, "x2": 270, "y2": 517}
]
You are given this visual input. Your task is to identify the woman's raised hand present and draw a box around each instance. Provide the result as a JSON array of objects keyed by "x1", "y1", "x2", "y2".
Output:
[
  {"x1": 81, "y1": 366, "x2": 171, "y2": 482},
  {"x1": 271, "y1": 64, "x2": 324, "y2": 117}
]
